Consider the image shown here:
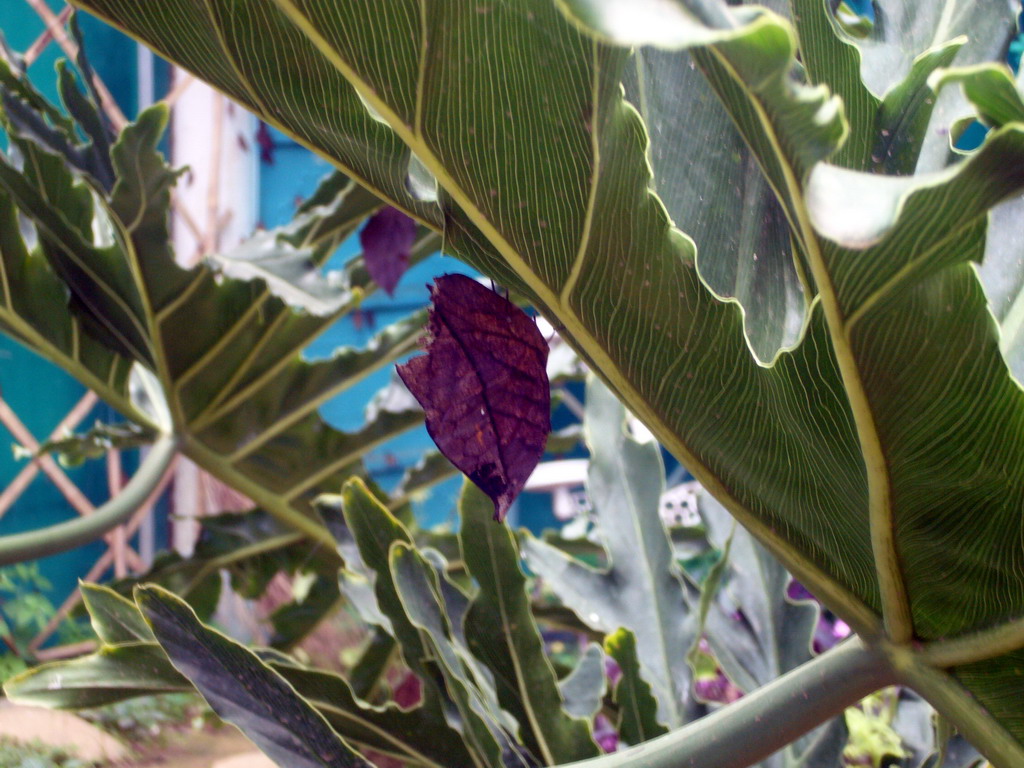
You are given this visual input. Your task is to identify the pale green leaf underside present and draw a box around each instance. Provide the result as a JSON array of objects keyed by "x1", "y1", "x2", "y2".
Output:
[
  {"x1": 823, "y1": 0, "x2": 1017, "y2": 172},
  {"x1": 935, "y1": 64, "x2": 1024, "y2": 378},
  {"x1": 699, "y1": 490, "x2": 845, "y2": 768},
  {"x1": 624, "y1": 45, "x2": 806, "y2": 362},
  {"x1": 522, "y1": 379, "x2": 700, "y2": 729}
]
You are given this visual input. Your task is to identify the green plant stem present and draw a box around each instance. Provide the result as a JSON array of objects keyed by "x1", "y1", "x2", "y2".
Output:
[
  {"x1": 0, "y1": 434, "x2": 178, "y2": 565},
  {"x1": 179, "y1": 531, "x2": 310, "y2": 596},
  {"x1": 183, "y1": 437, "x2": 336, "y2": 548},
  {"x1": 892, "y1": 650, "x2": 1024, "y2": 767},
  {"x1": 563, "y1": 638, "x2": 893, "y2": 768},
  {"x1": 919, "y1": 615, "x2": 1024, "y2": 668}
]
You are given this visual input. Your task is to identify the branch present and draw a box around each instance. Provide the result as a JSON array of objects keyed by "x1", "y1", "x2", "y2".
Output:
[
  {"x1": 561, "y1": 638, "x2": 893, "y2": 768},
  {"x1": 920, "y1": 616, "x2": 1024, "y2": 668},
  {"x1": 894, "y1": 652, "x2": 1024, "y2": 768},
  {"x1": 0, "y1": 434, "x2": 178, "y2": 565}
]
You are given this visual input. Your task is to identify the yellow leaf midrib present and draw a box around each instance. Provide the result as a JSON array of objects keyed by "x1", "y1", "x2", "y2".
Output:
[{"x1": 699, "y1": 42, "x2": 911, "y2": 642}]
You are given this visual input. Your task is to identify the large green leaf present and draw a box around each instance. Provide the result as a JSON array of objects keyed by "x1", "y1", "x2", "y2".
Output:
[
  {"x1": 554, "y1": 4, "x2": 1024, "y2": 760},
  {"x1": 623, "y1": 45, "x2": 805, "y2": 362},
  {"x1": 4, "y1": 642, "x2": 189, "y2": 709},
  {"x1": 335, "y1": 477, "x2": 487, "y2": 767},
  {"x1": 522, "y1": 378, "x2": 701, "y2": 729},
  {"x1": 0, "y1": 71, "x2": 432, "y2": 545},
  {"x1": 0, "y1": 53, "x2": 133, "y2": 410},
  {"x1": 0, "y1": 185, "x2": 132, "y2": 410},
  {"x1": 459, "y1": 481, "x2": 600, "y2": 764},
  {"x1": 40, "y1": 0, "x2": 1024, "y2": 761},
  {"x1": 136, "y1": 585, "x2": 372, "y2": 768},
  {"x1": 390, "y1": 542, "x2": 523, "y2": 768}
]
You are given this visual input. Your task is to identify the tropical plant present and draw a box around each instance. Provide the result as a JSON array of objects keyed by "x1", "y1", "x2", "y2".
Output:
[
  {"x1": 5, "y1": 0, "x2": 1024, "y2": 765},
  {"x1": 0, "y1": 28, "x2": 450, "y2": 588},
  {"x1": 6, "y1": 475, "x2": 605, "y2": 768},
  {"x1": 1, "y1": 378, "x2": 980, "y2": 768}
]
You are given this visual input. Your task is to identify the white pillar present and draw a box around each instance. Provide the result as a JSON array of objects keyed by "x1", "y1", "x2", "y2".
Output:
[{"x1": 169, "y1": 70, "x2": 258, "y2": 555}]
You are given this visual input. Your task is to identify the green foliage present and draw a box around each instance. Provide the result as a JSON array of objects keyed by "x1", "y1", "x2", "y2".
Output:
[
  {"x1": 604, "y1": 628, "x2": 668, "y2": 747},
  {"x1": 0, "y1": 564, "x2": 57, "y2": 648},
  {"x1": 0, "y1": 33, "x2": 449, "y2": 641},
  {"x1": 19, "y1": 422, "x2": 155, "y2": 468},
  {"x1": 521, "y1": 379, "x2": 703, "y2": 729},
  {"x1": 0, "y1": 43, "x2": 437, "y2": 558},
  {"x1": 844, "y1": 691, "x2": 907, "y2": 768},
  {"x1": 0, "y1": 565, "x2": 94, "y2": 682},
  {"x1": 0, "y1": 738, "x2": 94, "y2": 768},
  {"x1": 6, "y1": 0, "x2": 1024, "y2": 766},
  {"x1": 2, "y1": 382, "x2": 872, "y2": 768},
  {"x1": 54, "y1": 0, "x2": 1024, "y2": 762},
  {"x1": 8, "y1": 479, "x2": 600, "y2": 768}
]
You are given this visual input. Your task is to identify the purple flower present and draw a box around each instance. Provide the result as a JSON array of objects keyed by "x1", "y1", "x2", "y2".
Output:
[
  {"x1": 393, "y1": 671, "x2": 421, "y2": 708},
  {"x1": 694, "y1": 670, "x2": 743, "y2": 704},
  {"x1": 787, "y1": 580, "x2": 816, "y2": 602},
  {"x1": 593, "y1": 714, "x2": 619, "y2": 753},
  {"x1": 604, "y1": 656, "x2": 622, "y2": 688}
]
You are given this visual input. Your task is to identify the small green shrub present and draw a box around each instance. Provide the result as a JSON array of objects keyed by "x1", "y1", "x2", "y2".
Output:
[{"x1": 0, "y1": 738, "x2": 96, "y2": 768}]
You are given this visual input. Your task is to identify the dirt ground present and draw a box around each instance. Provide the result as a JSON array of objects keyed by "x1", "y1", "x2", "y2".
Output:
[
  {"x1": 131, "y1": 726, "x2": 274, "y2": 768},
  {"x1": 0, "y1": 702, "x2": 275, "y2": 767}
]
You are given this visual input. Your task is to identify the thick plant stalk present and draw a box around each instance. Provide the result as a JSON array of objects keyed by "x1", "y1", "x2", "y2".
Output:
[
  {"x1": 564, "y1": 638, "x2": 893, "y2": 768},
  {"x1": 893, "y1": 655, "x2": 1024, "y2": 768},
  {"x1": 0, "y1": 434, "x2": 178, "y2": 565}
]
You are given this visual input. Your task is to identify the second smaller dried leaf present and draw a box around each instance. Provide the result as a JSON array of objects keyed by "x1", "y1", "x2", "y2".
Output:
[{"x1": 359, "y1": 207, "x2": 417, "y2": 296}]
